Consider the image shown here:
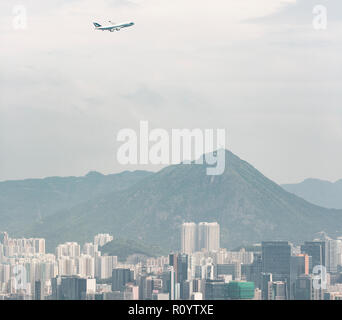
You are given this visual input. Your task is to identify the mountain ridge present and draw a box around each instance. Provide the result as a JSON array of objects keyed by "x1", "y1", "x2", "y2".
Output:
[
  {"x1": 0, "y1": 170, "x2": 153, "y2": 236},
  {"x1": 23, "y1": 150, "x2": 342, "y2": 252},
  {"x1": 282, "y1": 178, "x2": 342, "y2": 209}
]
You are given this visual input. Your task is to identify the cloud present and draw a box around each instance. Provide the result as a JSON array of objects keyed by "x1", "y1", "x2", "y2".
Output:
[{"x1": 0, "y1": 0, "x2": 342, "y2": 184}]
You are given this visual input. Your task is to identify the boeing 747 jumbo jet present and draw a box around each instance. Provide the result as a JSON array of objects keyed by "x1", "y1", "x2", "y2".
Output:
[{"x1": 93, "y1": 21, "x2": 135, "y2": 32}]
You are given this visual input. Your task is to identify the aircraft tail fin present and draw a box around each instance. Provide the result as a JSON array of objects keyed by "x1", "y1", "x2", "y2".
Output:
[{"x1": 93, "y1": 22, "x2": 101, "y2": 28}]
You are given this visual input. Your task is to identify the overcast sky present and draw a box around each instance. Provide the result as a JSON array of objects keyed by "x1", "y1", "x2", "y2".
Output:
[{"x1": 0, "y1": 0, "x2": 341, "y2": 184}]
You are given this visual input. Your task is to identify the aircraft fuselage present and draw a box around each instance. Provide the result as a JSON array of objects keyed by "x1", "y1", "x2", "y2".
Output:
[{"x1": 94, "y1": 22, "x2": 135, "y2": 32}]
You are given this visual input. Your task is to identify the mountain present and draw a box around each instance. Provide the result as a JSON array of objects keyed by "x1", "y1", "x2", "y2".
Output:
[
  {"x1": 25, "y1": 150, "x2": 342, "y2": 252},
  {"x1": 282, "y1": 179, "x2": 342, "y2": 209},
  {"x1": 0, "y1": 170, "x2": 152, "y2": 235}
]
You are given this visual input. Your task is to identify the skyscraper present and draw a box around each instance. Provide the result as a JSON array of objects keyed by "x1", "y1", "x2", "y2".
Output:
[
  {"x1": 34, "y1": 280, "x2": 45, "y2": 300},
  {"x1": 94, "y1": 234, "x2": 113, "y2": 247},
  {"x1": 180, "y1": 222, "x2": 220, "y2": 254},
  {"x1": 289, "y1": 254, "x2": 311, "y2": 299},
  {"x1": 177, "y1": 254, "x2": 189, "y2": 284},
  {"x1": 197, "y1": 222, "x2": 220, "y2": 252},
  {"x1": 59, "y1": 276, "x2": 96, "y2": 300},
  {"x1": 169, "y1": 253, "x2": 189, "y2": 284},
  {"x1": 261, "y1": 273, "x2": 273, "y2": 300},
  {"x1": 262, "y1": 241, "x2": 291, "y2": 280},
  {"x1": 169, "y1": 253, "x2": 179, "y2": 283},
  {"x1": 112, "y1": 268, "x2": 134, "y2": 292},
  {"x1": 326, "y1": 239, "x2": 339, "y2": 273},
  {"x1": 161, "y1": 266, "x2": 176, "y2": 300},
  {"x1": 0, "y1": 232, "x2": 9, "y2": 244},
  {"x1": 56, "y1": 242, "x2": 81, "y2": 259},
  {"x1": 262, "y1": 241, "x2": 291, "y2": 298},
  {"x1": 271, "y1": 281, "x2": 287, "y2": 300},
  {"x1": 181, "y1": 223, "x2": 197, "y2": 254},
  {"x1": 301, "y1": 241, "x2": 326, "y2": 272},
  {"x1": 95, "y1": 255, "x2": 117, "y2": 279},
  {"x1": 294, "y1": 275, "x2": 313, "y2": 300}
]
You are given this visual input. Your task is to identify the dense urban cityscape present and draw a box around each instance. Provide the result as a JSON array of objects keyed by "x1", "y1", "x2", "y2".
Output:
[{"x1": 1, "y1": 222, "x2": 342, "y2": 300}]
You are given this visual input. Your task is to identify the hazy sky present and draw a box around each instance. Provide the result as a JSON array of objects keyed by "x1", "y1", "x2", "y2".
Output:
[{"x1": 0, "y1": 0, "x2": 341, "y2": 184}]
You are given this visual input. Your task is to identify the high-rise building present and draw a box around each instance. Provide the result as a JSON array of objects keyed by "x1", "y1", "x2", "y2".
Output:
[
  {"x1": 56, "y1": 242, "x2": 80, "y2": 259},
  {"x1": 197, "y1": 222, "x2": 220, "y2": 252},
  {"x1": 289, "y1": 254, "x2": 311, "y2": 299},
  {"x1": 291, "y1": 254, "x2": 310, "y2": 276},
  {"x1": 161, "y1": 267, "x2": 176, "y2": 300},
  {"x1": 248, "y1": 252, "x2": 263, "y2": 289},
  {"x1": 59, "y1": 276, "x2": 96, "y2": 300},
  {"x1": 326, "y1": 239, "x2": 339, "y2": 273},
  {"x1": 76, "y1": 255, "x2": 95, "y2": 278},
  {"x1": 192, "y1": 279, "x2": 205, "y2": 297},
  {"x1": 262, "y1": 241, "x2": 291, "y2": 280},
  {"x1": 262, "y1": 241, "x2": 291, "y2": 298},
  {"x1": 95, "y1": 255, "x2": 117, "y2": 279},
  {"x1": 169, "y1": 253, "x2": 190, "y2": 300},
  {"x1": 181, "y1": 280, "x2": 193, "y2": 300},
  {"x1": 0, "y1": 244, "x2": 3, "y2": 263},
  {"x1": 205, "y1": 280, "x2": 227, "y2": 300},
  {"x1": 216, "y1": 263, "x2": 241, "y2": 280},
  {"x1": 138, "y1": 275, "x2": 153, "y2": 300},
  {"x1": 261, "y1": 273, "x2": 273, "y2": 300},
  {"x1": 82, "y1": 243, "x2": 98, "y2": 257},
  {"x1": 301, "y1": 241, "x2": 326, "y2": 272},
  {"x1": 51, "y1": 276, "x2": 62, "y2": 300},
  {"x1": 294, "y1": 275, "x2": 313, "y2": 300},
  {"x1": 177, "y1": 254, "x2": 189, "y2": 284},
  {"x1": 112, "y1": 268, "x2": 134, "y2": 292},
  {"x1": 169, "y1": 253, "x2": 179, "y2": 283},
  {"x1": 94, "y1": 234, "x2": 113, "y2": 247},
  {"x1": 226, "y1": 281, "x2": 255, "y2": 300},
  {"x1": 0, "y1": 232, "x2": 9, "y2": 244},
  {"x1": 178, "y1": 254, "x2": 189, "y2": 299},
  {"x1": 1, "y1": 236, "x2": 45, "y2": 256},
  {"x1": 34, "y1": 280, "x2": 45, "y2": 300},
  {"x1": 58, "y1": 257, "x2": 77, "y2": 276},
  {"x1": 181, "y1": 223, "x2": 197, "y2": 254},
  {"x1": 125, "y1": 283, "x2": 139, "y2": 300},
  {"x1": 181, "y1": 222, "x2": 220, "y2": 254},
  {"x1": 270, "y1": 281, "x2": 287, "y2": 300},
  {"x1": 169, "y1": 252, "x2": 189, "y2": 298}
]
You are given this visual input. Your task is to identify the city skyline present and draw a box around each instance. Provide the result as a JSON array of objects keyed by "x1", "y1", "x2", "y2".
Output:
[{"x1": 2, "y1": 224, "x2": 342, "y2": 300}]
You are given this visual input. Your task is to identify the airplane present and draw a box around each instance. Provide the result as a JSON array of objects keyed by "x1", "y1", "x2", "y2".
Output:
[{"x1": 93, "y1": 21, "x2": 135, "y2": 32}]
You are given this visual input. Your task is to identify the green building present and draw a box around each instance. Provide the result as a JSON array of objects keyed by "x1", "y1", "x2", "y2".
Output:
[{"x1": 227, "y1": 281, "x2": 255, "y2": 299}]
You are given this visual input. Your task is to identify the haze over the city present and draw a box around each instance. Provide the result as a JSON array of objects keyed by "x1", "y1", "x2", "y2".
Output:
[{"x1": 1, "y1": 0, "x2": 342, "y2": 184}]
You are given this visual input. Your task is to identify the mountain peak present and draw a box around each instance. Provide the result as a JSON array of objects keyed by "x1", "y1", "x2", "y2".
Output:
[
  {"x1": 27, "y1": 150, "x2": 342, "y2": 251},
  {"x1": 85, "y1": 171, "x2": 104, "y2": 178}
]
